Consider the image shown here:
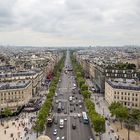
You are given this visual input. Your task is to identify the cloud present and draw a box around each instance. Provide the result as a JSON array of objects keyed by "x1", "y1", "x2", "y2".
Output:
[{"x1": 0, "y1": 0, "x2": 139, "y2": 46}]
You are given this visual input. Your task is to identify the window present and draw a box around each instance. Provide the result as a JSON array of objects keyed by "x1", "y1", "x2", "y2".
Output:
[
  {"x1": 125, "y1": 93, "x2": 126, "y2": 95},
  {"x1": 135, "y1": 98, "x2": 137, "y2": 101},
  {"x1": 128, "y1": 97, "x2": 130, "y2": 100},
  {"x1": 128, "y1": 93, "x2": 130, "y2": 95},
  {"x1": 121, "y1": 92, "x2": 123, "y2": 95},
  {"x1": 117, "y1": 92, "x2": 119, "y2": 94},
  {"x1": 121, "y1": 97, "x2": 123, "y2": 100},
  {"x1": 136, "y1": 94, "x2": 138, "y2": 96}
]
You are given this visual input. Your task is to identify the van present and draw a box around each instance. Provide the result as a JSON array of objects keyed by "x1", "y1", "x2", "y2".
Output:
[{"x1": 59, "y1": 119, "x2": 64, "y2": 128}]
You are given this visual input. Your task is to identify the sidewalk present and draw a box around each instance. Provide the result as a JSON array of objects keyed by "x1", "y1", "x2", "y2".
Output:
[{"x1": 0, "y1": 112, "x2": 37, "y2": 140}]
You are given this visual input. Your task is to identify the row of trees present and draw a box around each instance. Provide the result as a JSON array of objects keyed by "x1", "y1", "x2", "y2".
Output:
[
  {"x1": 33, "y1": 53, "x2": 65, "y2": 136},
  {"x1": 109, "y1": 102, "x2": 140, "y2": 140},
  {"x1": 71, "y1": 53, "x2": 106, "y2": 137}
]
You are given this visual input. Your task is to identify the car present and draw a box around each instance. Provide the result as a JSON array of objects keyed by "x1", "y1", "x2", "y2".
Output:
[
  {"x1": 53, "y1": 129, "x2": 57, "y2": 135},
  {"x1": 78, "y1": 100, "x2": 82, "y2": 103},
  {"x1": 79, "y1": 105, "x2": 82, "y2": 108},
  {"x1": 72, "y1": 122, "x2": 76, "y2": 129},
  {"x1": 73, "y1": 100, "x2": 76, "y2": 103},
  {"x1": 54, "y1": 117, "x2": 58, "y2": 124},
  {"x1": 56, "y1": 100, "x2": 59, "y2": 104},
  {"x1": 69, "y1": 96, "x2": 72, "y2": 101},
  {"x1": 62, "y1": 105, "x2": 65, "y2": 110},
  {"x1": 74, "y1": 114, "x2": 77, "y2": 119},
  {"x1": 61, "y1": 136, "x2": 65, "y2": 140},
  {"x1": 55, "y1": 93, "x2": 58, "y2": 97},
  {"x1": 64, "y1": 118, "x2": 67, "y2": 121},
  {"x1": 56, "y1": 137, "x2": 60, "y2": 140},
  {"x1": 77, "y1": 113, "x2": 81, "y2": 118},
  {"x1": 64, "y1": 109, "x2": 67, "y2": 114},
  {"x1": 89, "y1": 137, "x2": 93, "y2": 140}
]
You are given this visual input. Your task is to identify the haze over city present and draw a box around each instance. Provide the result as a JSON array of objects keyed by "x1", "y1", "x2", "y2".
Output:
[{"x1": 0, "y1": 0, "x2": 140, "y2": 46}]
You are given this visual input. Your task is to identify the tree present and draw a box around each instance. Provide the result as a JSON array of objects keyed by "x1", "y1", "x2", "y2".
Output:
[
  {"x1": 92, "y1": 115, "x2": 106, "y2": 140},
  {"x1": 115, "y1": 107, "x2": 128, "y2": 129},
  {"x1": 82, "y1": 90, "x2": 91, "y2": 99},
  {"x1": 76, "y1": 72, "x2": 82, "y2": 78},
  {"x1": 4, "y1": 107, "x2": 12, "y2": 125},
  {"x1": 81, "y1": 84, "x2": 88, "y2": 91},
  {"x1": 77, "y1": 77, "x2": 85, "y2": 88},
  {"x1": 109, "y1": 102, "x2": 123, "y2": 116}
]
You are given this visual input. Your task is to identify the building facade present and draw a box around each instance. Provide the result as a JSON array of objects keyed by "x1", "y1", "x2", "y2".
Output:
[
  {"x1": 0, "y1": 80, "x2": 32, "y2": 113},
  {"x1": 0, "y1": 69, "x2": 43, "y2": 96},
  {"x1": 105, "y1": 78, "x2": 140, "y2": 110}
]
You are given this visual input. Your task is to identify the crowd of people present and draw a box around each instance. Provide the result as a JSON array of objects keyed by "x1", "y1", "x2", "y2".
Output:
[{"x1": 0, "y1": 112, "x2": 37, "y2": 140}]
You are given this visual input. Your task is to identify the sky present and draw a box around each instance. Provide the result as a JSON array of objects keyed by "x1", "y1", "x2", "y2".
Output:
[{"x1": 0, "y1": 0, "x2": 140, "y2": 47}]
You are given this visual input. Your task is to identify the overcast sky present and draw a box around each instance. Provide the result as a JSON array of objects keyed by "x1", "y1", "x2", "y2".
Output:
[{"x1": 0, "y1": 0, "x2": 139, "y2": 46}]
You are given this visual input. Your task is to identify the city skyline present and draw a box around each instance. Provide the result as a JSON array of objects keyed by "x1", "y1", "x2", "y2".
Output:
[{"x1": 0, "y1": 0, "x2": 140, "y2": 47}]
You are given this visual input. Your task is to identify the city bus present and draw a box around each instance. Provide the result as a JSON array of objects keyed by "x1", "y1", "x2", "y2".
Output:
[
  {"x1": 82, "y1": 112, "x2": 89, "y2": 124},
  {"x1": 57, "y1": 102, "x2": 62, "y2": 113}
]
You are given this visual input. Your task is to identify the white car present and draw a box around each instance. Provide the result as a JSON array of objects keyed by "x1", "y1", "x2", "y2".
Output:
[
  {"x1": 78, "y1": 100, "x2": 82, "y2": 103},
  {"x1": 55, "y1": 93, "x2": 58, "y2": 97},
  {"x1": 77, "y1": 113, "x2": 81, "y2": 118},
  {"x1": 53, "y1": 129, "x2": 57, "y2": 135},
  {"x1": 56, "y1": 100, "x2": 59, "y2": 104},
  {"x1": 64, "y1": 118, "x2": 67, "y2": 121},
  {"x1": 56, "y1": 137, "x2": 60, "y2": 140},
  {"x1": 61, "y1": 136, "x2": 65, "y2": 140},
  {"x1": 79, "y1": 105, "x2": 82, "y2": 108},
  {"x1": 69, "y1": 96, "x2": 72, "y2": 101}
]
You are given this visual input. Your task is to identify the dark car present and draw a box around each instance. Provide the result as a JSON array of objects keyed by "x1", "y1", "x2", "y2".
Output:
[
  {"x1": 72, "y1": 122, "x2": 76, "y2": 129},
  {"x1": 54, "y1": 117, "x2": 58, "y2": 124},
  {"x1": 64, "y1": 109, "x2": 67, "y2": 114}
]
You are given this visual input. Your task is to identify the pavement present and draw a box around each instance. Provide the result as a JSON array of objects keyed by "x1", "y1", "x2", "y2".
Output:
[
  {"x1": 0, "y1": 83, "x2": 49, "y2": 140},
  {"x1": 87, "y1": 79, "x2": 140, "y2": 140},
  {"x1": 0, "y1": 112, "x2": 37, "y2": 140}
]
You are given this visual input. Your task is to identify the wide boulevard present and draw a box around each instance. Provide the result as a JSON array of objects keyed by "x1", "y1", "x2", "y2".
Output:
[{"x1": 45, "y1": 51, "x2": 93, "y2": 140}]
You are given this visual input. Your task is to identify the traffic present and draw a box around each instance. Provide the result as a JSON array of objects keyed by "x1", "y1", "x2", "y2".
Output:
[{"x1": 45, "y1": 51, "x2": 93, "y2": 140}]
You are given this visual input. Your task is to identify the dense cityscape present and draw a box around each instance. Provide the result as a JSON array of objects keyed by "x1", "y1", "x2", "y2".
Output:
[
  {"x1": 0, "y1": 46, "x2": 139, "y2": 140},
  {"x1": 0, "y1": 0, "x2": 140, "y2": 140}
]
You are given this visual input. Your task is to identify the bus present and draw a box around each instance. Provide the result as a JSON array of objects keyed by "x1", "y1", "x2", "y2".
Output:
[
  {"x1": 82, "y1": 112, "x2": 89, "y2": 124},
  {"x1": 57, "y1": 102, "x2": 62, "y2": 113}
]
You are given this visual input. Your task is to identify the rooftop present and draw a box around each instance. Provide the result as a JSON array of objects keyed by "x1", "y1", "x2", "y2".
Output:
[
  {"x1": 106, "y1": 78, "x2": 140, "y2": 91},
  {"x1": 0, "y1": 80, "x2": 31, "y2": 90},
  {"x1": 0, "y1": 69, "x2": 41, "y2": 78}
]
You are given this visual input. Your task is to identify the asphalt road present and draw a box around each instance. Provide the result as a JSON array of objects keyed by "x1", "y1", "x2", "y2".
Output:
[{"x1": 46, "y1": 51, "x2": 93, "y2": 140}]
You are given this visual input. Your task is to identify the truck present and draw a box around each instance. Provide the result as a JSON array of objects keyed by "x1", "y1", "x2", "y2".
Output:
[{"x1": 47, "y1": 113, "x2": 54, "y2": 127}]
